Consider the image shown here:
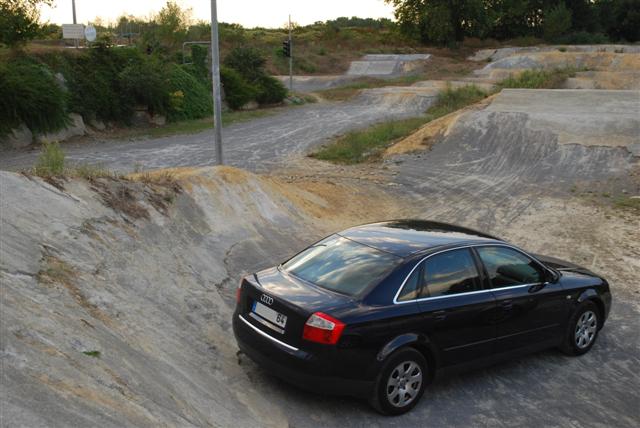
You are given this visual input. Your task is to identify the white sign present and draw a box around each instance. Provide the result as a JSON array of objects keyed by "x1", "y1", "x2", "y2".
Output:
[
  {"x1": 84, "y1": 25, "x2": 97, "y2": 42},
  {"x1": 62, "y1": 24, "x2": 85, "y2": 40}
]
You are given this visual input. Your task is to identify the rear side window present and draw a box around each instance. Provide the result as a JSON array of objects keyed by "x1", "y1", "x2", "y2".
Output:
[
  {"x1": 476, "y1": 246, "x2": 543, "y2": 288},
  {"x1": 397, "y1": 266, "x2": 421, "y2": 302},
  {"x1": 419, "y1": 249, "x2": 480, "y2": 298},
  {"x1": 282, "y1": 235, "x2": 401, "y2": 296}
]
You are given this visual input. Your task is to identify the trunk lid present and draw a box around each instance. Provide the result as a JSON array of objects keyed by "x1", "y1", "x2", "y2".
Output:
[{"x1": 238, "y1": 267, "x2": 353, "y2": 347}]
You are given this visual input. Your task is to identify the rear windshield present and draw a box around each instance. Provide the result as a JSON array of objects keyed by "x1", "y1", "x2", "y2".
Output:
[{"x1": 282, "y1": 235, "x2": 401, "y2": 296}]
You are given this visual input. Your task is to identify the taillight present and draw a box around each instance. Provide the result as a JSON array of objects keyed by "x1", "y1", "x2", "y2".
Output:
[
  {"x1": 302, "y1": 312, "x2": 345, "y2": 345},
  {"x1": 236, "y1": 279, "x2": 243, "y2": 305}
]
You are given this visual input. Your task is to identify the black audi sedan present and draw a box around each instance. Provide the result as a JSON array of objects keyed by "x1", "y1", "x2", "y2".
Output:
[{"x1": 232, "y1": 220, "x2": 611, "y2": 415}]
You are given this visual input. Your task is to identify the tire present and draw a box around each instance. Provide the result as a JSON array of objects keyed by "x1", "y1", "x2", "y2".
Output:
[
  {"x1": 369, "y1": 348, "x2": 428, "y2": 416},
  {"x1": 561, "y1": 301, "x2": 600, "y2": 356}
]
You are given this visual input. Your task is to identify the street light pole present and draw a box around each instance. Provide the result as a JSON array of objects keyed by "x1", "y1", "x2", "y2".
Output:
[
  {"x1": 210, "y1": 0, "x2": 224, "y2": 165},
  {"x1": 288, "y1": 15, "x2": 293, "y2": 92},
  {"x1": 72, "y1": 0, "x2": 78, "y2": 48}
]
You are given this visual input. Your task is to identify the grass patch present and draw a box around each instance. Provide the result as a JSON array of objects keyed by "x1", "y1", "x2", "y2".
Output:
[
  {"x1": 83, "y1": 350, "x2": 101, "y2": 358},
  {"x1": 141, "y1": 109, "x2": 276, "y2": 138},
  {"x1": 613, "y1": 196, "x2": 640, "y2": 211},
  {"x1": 498, "y1": 68, "x2": 580, "y2": 89},
  {"x1": 311, "y1": 84, "x2": 488, "y2": 164},
  {"x1": 317, "y1": 74, "x2": 431, "y2": 101},
  {"x1": 310, "y1": 117, "x2": 429, "y2": 164}
]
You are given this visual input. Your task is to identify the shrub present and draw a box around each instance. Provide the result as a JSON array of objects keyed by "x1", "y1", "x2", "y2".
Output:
[
  {"x1": 255, "y1": 74, "x2": 287, "y2": 105},
  {"x1": 223, "y1": 46, "x2": 267, "y2": 82},
  {"x1": 555, "y1": 31, "x2": 610, "y2": 44},
  {"x1": 166, "y1": 64, "x2": 212, "y2": 120},
  {"x1": 60, "y1": 46, "x2": 143, "y2": 124},
  {"x1": 220, "y1": 66, "x2": 256, "y2": 110},
  {"x1": 0, "y1": 58, "x2": 67, "y2": 136},
  {"x1": 35, "y1": 142, "x2": 65, "y2": 176},
  {"x1": 118, "y1": 57, "x2": 170, "y2": 115}
]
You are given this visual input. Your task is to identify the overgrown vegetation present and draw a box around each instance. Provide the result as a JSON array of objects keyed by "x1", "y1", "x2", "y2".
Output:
[
  {"x1": 0, "y1": 0, "x2": 53, "y2": 48},
  {"x1": 312, "y1": 84, "x2": 487, "y2": 163},
  {"x1": 0, "y1": 58, "x2": 68, "y2": 135}
]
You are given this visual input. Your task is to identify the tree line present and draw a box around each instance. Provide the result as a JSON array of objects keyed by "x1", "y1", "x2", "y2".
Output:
[{"x1": 386, "y1": 0, "x2": 640, "y2": 45}]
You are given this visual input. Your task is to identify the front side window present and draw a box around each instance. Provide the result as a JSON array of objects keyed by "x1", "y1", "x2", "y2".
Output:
[
  {"x1": 282, "y1": 235, "x2": 401, "y2": 296},
  {"x1": 476, "y1": 246, "x2": 543, "y2": 288},
  {"x1": 419, "y1": 249, "x2": 480, "y2": 298}
]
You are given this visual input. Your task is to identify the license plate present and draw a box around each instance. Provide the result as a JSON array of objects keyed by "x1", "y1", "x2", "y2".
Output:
[{"x1": 252, "y1": 301, "x2": 287, "y2": 329}]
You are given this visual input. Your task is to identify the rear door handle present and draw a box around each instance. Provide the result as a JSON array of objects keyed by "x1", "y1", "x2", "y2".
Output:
[
  {"x1": 433, "y1": 310, "x2": 447, "y2": 321},
  {"x1": 500, "y1": 300, "x2": 513, "y2": 310}
]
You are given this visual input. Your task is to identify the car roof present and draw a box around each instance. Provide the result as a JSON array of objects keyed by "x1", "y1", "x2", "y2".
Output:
[{"x1": 338, "y1": 220, "x2": 503, "y2": 257}]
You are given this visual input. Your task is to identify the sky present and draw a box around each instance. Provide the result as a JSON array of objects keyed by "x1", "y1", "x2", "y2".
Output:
[{"x1": 39, "y1": 0, "x2": 395, "y2": 28}]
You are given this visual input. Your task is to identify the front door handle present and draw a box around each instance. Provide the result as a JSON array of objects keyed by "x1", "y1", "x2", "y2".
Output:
[{"x1": 433, "y1": 310, "x2": 447, "y2": 321}]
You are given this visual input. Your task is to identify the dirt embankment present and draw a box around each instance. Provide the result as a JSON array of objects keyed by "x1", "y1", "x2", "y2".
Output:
[{"x1": 0, "y1": 167, "x2": 406, "y2": 427}]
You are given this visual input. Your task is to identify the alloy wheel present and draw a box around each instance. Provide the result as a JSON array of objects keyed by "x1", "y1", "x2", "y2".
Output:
[
  {"x1": 386, "y1": 360, "x2": 423, "y2": 408},
  {"x1": 575, "y1": 310, "x2": 597, "y2": 349}
]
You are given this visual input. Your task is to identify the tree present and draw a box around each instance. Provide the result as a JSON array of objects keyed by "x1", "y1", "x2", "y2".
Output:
[
  {"x1": 544, "y1": 2, "x2": 572, "y2": 41},
  {"x1": 386, "y1": 0, "x2": 489, "y2": 45},
  {"x1": 0, "y1": 0, "x2": 53, "y2": 48},
  {"x1": 153, "y1": 1, "x2": 191, "y2": 50}
]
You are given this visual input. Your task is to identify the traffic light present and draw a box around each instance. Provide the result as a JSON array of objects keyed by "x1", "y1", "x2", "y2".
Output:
[{"x1": 282, "y1": 40, "x2": 291, "y2": 58}]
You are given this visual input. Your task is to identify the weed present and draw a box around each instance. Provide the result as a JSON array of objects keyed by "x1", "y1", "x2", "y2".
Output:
[
  {"x1": 83, "y1": 350, "x2": 101, "y2": 358},
  {"x1": 34, "y1": 142, "x2": 65, "y2": 176}
]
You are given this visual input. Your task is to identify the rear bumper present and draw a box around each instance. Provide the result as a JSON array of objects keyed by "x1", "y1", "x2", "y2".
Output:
[{"x1": 233, "y1": 313, "x2": 373, "y2": 398}]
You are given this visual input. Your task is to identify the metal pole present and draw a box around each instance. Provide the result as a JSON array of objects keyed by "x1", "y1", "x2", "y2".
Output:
[
  {"x1": 288, "y1": 15, "x2": 293, "y2": 92},
  {"x1": 210, "y1": 0, "x2": 224, "y2": 165}
]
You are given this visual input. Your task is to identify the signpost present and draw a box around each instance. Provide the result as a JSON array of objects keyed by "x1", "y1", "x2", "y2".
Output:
[
  {"x1": 62, "y1": 24, "x2": 84, "y2": 40},
  {"x1": 210, "y1": 0, "x2": 224, "y2": 165},
  {"x1": 84, "y1": 25, "x2": 96, "y2": 42}
]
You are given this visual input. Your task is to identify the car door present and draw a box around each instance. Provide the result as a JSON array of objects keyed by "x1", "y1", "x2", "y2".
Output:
[
  {"x1": 416, "y1": 248, "x2": 497, "y2": 367},
  {"x1": 474, "y1": 245, "x2": 568, "y2": 352}
]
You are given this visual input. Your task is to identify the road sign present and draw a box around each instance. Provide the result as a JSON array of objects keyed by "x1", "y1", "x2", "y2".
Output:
[
  {"x1": 84, "y1": 25, "x2": 97, "y2": 42},
  {"x1": 62, "y1": 24, "x2": 85, "y2": 39}
]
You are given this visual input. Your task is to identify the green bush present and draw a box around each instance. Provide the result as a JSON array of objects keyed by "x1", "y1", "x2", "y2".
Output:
[
  {"x1": 119, "y1": 57, "x2": 170, "y2": 115},
  {"x1": 220, "y1": 66, "x2": 256, "y2": 109},
  {"x1": 255, "y1": 74, "x2": 287, "y2": 105},
  {"x1": 223, "y1": 47, "x2": 287, "y2": 107},
  {"x1": 223, "y1": 47, "x2": 266, "y2": 82},
  {"x1": 0, "y1": 58, "x2": 67, "y2": 136},
  {"x1": 167, "y1": 64, "x2": 212, "y2": 120}
]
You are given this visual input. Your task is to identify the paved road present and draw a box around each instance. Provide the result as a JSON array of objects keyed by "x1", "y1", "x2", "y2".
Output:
[{"x1": 0, "y1": 88, "x2": 437, "y2": 173}]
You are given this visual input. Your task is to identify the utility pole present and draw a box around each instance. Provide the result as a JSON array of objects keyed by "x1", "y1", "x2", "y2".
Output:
[
  {"x1": 72, "y1": 0, "x2": 78, "y2": 48},
  {"x1": 210, "y1": 0, "x2": 224, "y2": 165},
  {"x1": 288, "y1": 15, "x2": 293, "y2": 92}
]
